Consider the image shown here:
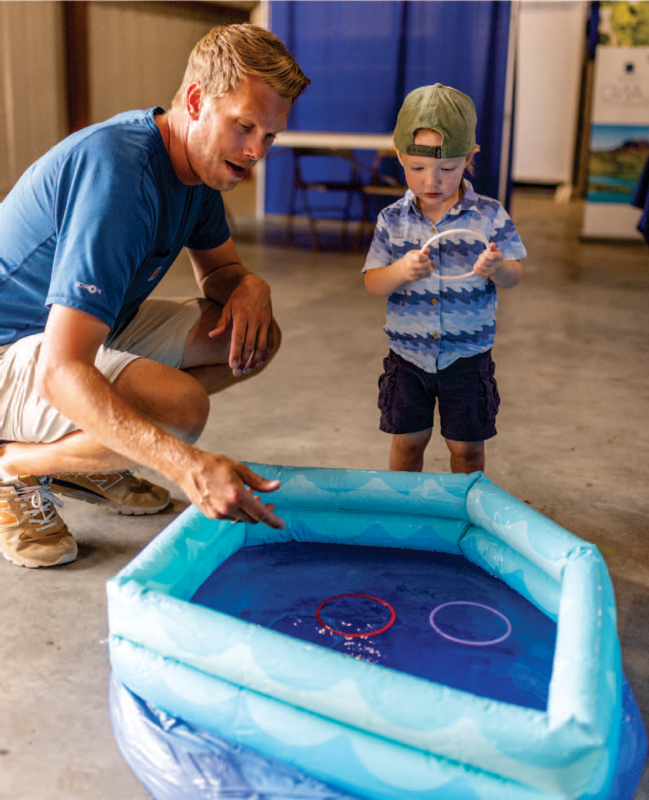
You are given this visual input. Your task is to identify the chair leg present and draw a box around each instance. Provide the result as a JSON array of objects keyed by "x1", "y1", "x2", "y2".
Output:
[
  {"x1": 285, "y1": 171, "x2": 300, "y2": 244},
  {"x1": 340, "y1": 188, "x2": 358, "y2": 249},
  {"x1": 308, "y1": 217, "x2": 320, "y2": 251},
  {"x1": 353, "y1": 193, "x2": 371, "y2": 251},
  {"x1": 286, "y1": 176, "x2": 298, "y2": 245},
  {"x1": 299, "y1": 187, "x2": 320, "y2": 251}
]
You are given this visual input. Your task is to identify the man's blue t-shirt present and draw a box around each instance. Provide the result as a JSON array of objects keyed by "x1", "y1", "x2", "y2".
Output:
[{"x1": 0, "y1": 107, "x2": 230, "y2": 346}]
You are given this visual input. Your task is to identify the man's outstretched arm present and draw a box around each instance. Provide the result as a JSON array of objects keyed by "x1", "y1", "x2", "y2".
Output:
[{"x1": 32, "y1": 303, "x2": 285, "y2": 527}]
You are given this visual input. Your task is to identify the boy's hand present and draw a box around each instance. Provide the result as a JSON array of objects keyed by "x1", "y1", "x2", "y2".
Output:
[
  {"x1": 473, "y1": 242, "x2": 505, "y2": 279},
  {"x1": 400, "y1": 248, "x2": 433, "y2": 282}
]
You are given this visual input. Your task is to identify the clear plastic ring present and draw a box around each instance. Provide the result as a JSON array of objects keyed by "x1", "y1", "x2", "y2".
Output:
[{"x1": 419, "y1": 228, "x2": 489, "y2": 281}]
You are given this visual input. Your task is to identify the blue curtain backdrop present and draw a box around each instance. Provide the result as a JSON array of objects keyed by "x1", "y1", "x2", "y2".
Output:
[{"x1": 265, "y1": 0, "x2": 513, "y2": 218}]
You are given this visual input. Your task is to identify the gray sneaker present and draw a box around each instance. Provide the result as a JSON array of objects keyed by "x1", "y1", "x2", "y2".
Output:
[{"x1": 0, "y1": 476, "x2": 78, "y2": 568}]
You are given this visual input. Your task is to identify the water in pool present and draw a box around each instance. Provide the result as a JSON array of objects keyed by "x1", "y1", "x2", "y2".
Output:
[{"x1": 191, "y1": 542, "x2": 557, "y2": 710}]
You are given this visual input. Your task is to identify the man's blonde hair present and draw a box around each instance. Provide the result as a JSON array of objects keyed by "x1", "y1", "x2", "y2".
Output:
[{"x1": 172, "y1": 23, "x2": 310, "y2": 107}]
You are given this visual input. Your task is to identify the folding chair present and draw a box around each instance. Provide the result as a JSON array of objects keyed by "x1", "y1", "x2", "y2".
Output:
[
  {"x1": 355, "y1": 149, "x2": 408, "y2": 248},
  {"x1": 286, "y1": 147, "x2": 365, "y2": 250}
]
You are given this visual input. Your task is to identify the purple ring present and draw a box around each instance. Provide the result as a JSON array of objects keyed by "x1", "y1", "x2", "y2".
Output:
[{"x1": 429, "y1": 601, "x2": 512, "y2": 646}]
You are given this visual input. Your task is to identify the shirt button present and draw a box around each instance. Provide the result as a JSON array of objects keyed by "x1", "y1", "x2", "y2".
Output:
[
  {"x1": 430, "y1": 262, "x2": 437, "y2": 270},
  {"x1": 433, "y1": 332, "x2": 440, "y2": 339},
  {"x1": 431, "y1": 227, "x2": 437, "y2": 234},
  {"x1": 431, "y1": 298, "x2": 438, "y2": 305}
]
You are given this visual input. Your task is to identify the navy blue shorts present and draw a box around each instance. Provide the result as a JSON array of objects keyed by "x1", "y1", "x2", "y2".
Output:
[{"x1": 377, "y1": 349, "x2": 500, "y2": 442}]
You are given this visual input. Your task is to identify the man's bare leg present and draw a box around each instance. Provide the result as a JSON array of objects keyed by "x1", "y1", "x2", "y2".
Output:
[
  {"x1": 0, "y1": 304, "x2": 281, "y2": 477},
  {"x1": 0, "y1": 358, "x2": 209, "y2": 478}
]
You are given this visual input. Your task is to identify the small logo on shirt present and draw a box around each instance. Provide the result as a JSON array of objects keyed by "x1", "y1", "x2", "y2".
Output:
[{"x1": 75, "y1": 281, "x2": 102, "y2": 294}]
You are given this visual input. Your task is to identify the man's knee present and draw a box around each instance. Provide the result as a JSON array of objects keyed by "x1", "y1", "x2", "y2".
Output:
[
  {"x1": 266, "y1": 319, "x2": 281, "y2": 362},
  {"x1": 182, "y1": 304, "x2": 281, "y2": 371},
  {"x1": 172, "y1": 377, "x2": 210, "y2": 443},
  {"x1": 116, "y1": 359, "x2": 210, "y2": 443}
]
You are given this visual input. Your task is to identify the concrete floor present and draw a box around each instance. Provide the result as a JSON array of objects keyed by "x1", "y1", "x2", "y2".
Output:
[{"x1": 2, "y1": 184, "x2": 649, "y2": 799}]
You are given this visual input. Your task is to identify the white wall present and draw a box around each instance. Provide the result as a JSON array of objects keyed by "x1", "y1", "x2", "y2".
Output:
[{"x1": 513, "y1": 1, "x2": 589, "y2": 185}]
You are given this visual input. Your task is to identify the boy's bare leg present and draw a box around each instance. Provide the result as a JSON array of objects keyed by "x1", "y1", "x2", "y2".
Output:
[
  {"x1": 445, "y1": 438, "x2": 485, "y2": 474},
  {"x1": 389, "y1": 429, "x2": 432, "y2": 472}
]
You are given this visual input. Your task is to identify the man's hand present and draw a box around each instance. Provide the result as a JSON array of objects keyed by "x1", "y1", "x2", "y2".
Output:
[
  {"x1": 208, "y1": 273, "x2": 275, "y2": 376},
  {"x1": 188, "y1": 239, "x2": 275, "y2": 378},
  {"x1": 180, "y1": 453, "x2": 285, "y2": 528}
]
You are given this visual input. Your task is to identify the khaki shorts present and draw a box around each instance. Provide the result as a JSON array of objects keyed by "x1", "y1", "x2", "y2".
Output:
[{"x1": 0, "y1": 297, "x2": 211, "y2": 444}]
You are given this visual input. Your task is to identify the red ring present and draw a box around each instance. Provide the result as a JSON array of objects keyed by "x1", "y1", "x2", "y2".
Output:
[{"x1": 315, "y1": 593, "x2": 396, "y2": 638}]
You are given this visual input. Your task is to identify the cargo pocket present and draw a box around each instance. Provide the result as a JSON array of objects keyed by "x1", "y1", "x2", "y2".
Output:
[
  {"x1": 378, "y1": 354, "x2": 399, "y2": 416},
  {"x1": 478, "y1": 359, "x2": 500, "y2": 424}
]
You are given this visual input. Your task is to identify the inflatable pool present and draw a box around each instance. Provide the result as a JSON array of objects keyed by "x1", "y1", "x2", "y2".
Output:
[{"x1": 106, "y1": 464, "x2": 647, "y2": 800}]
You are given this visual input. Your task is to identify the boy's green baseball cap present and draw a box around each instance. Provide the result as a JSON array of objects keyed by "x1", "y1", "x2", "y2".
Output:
[{"x1": 393, "y1": 83, "x2": 477, "y2": 159}]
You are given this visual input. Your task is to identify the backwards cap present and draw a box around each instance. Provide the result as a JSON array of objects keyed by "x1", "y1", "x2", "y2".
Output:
[{"x1": 393, "y1": 83, "x2": 477, "y2": 159}]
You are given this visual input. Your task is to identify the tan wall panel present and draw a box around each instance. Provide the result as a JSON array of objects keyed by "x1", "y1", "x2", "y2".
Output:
[
  {"x1": 87, "y1": 4, "x2": 243, "y2": 124},
  {"x1": 0, "y1": 2, "x2": 66, "y2": 196},
  {"x1": 0, "y1": 12, "x2": 11, "y2": 194}
]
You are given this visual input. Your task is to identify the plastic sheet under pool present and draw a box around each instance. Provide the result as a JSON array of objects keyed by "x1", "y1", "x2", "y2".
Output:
[{"x1": 192, "y1": 542, "x2": 557, "y2": 711}]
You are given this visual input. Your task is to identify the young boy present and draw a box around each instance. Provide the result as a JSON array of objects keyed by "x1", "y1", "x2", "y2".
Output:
[{"x1": 363, "y1": 83, "x2": 526, "y2": 475}]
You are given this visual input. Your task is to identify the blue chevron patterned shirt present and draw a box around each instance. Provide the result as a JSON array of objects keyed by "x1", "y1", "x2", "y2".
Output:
[{"x1": 363, "y1": 180, "x2": 526, "y2": 373}]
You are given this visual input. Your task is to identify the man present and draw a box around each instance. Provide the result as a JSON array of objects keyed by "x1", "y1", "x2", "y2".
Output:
[{"x1": 0, "y1": 24, "x2": 310, "y2": 568}]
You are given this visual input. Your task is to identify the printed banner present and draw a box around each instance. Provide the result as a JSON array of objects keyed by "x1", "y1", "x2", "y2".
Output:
[{"x1": 582, "y1": 1, "x2": 649, "y2": 239}]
